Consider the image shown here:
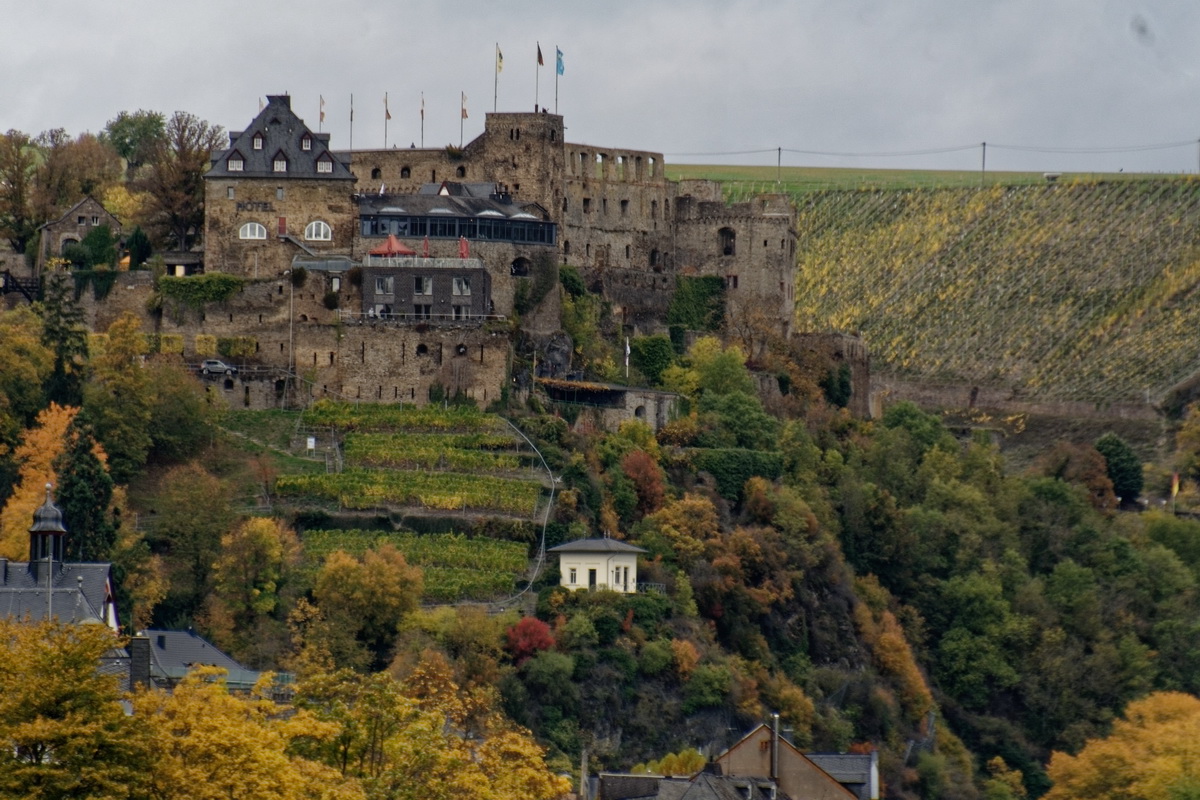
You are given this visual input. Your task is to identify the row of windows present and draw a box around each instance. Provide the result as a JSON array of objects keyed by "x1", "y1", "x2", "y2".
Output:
[
  {"x1": 360, "y1": 215, "x2": 555, "y2": 244},
  {"x1": 250, "y1": 131, "x2": 315, "y2": 151},
  {"x1": 227, "y1": 150, "x2": 333, "y2": 174},
  {"x1": 374, "y1": 276, "x2": 472, "y2": 296},
  {"x1": 238, "y1": 221, "x2": 332, "y2": 241}
]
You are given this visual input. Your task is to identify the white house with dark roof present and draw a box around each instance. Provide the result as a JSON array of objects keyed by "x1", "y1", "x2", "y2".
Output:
[{"x1": 548, "y1": 536, "x2": 646, "y2": 593}]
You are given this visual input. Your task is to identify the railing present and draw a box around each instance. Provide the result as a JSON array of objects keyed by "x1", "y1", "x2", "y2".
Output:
[
  {"x1": 364, "y1": 256, "x2": 485, "y2": 269},
  {"x1": 337, "y1": 310, "x2": 508, "y2": 324},
  {"x1": 637, "y1": 582, "x2": 666, "y2": 594}
]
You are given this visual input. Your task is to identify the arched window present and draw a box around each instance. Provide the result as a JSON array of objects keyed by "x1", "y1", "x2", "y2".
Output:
[
  {"x1": 304, "y1": 221, "x2": 332, "y2": 241},
  {"x1": 371, "y1": 167, "x2": 382, "y2": 179},
  {"x1": 510, "y1": 257, "x2": 531, "y2": 276},
  {"x1": 400, "y1": 166, "x2": 411, "y2": 179},
  {"x1": 455, "y1": 165, "x2": 466, "y2": 178},
  {"x1": 719, "y1": 227, "x2": 736, "y2": 256},
  {"x1": 239, "y1": 222, "x2": 267, "y2": 240}
]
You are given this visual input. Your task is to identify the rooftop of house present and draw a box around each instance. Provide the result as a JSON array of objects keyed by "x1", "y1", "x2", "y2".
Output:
[
  {"x1": 548, "y1": 537, "x2": 647, "y2": 554},
  {"x1": 138, "y1": 628, "x2": 263, "y2": 690},
  {"x1": 358, "y1": 190, "x2": 550, "y2": 222},
  {"x1": 207, "y1": 94, "x2": 354, "y2": 181},
  {"x1": 0, "y1": 560, "x2": 115, "y2": 627}
]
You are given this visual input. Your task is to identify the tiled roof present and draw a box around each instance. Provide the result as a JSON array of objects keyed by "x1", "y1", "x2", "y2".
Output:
[
  {"x1": 207, "y1": 95, "x2": 354, "y2": 181},
  {"x1": 805, "y1": 754, "x2": 873, "y2": 785},
  {"x1": 548, "y1": 537, "x2": 647, "y2": 554},
  {"x1": 0, "y1": 561, "x2": 115, "y2": 626}
]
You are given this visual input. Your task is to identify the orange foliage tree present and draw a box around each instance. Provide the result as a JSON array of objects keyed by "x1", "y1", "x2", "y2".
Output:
[{"x1": 0, "y1": 402, "x2": 78, "y2": 559}]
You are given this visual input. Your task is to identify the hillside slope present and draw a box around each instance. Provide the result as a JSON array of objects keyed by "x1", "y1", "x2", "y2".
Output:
[{"x1": 793, "y1": 179, "x2": 1200, "y2": 402}]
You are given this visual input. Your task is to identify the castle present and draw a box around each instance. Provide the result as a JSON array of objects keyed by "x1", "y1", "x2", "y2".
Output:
[{"x1": 83, "y1": 95, "x2": 804, "y2": 410}]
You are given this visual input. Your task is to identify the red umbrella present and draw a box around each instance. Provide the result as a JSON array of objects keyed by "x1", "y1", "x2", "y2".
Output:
[
  {"x1": 368, "y1": 234, "x2": 416, "y2": 256},
  {"x1": 458, "y1": 236, "x2": 469, "y2": 259},
  {"x1": 422, "y1": 236, "x2": 430, "y2": 258}
]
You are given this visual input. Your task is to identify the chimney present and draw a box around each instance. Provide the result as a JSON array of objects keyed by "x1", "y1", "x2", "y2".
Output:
[
  {"x1": 128, "y1": 636, "x2": 151, "y2": 689},
  {"x1": 0, "y1": 557, "x2": 7, "y2": 582},
  {"x1": 771, "y1": 713, "x2": 780, "y2": 781}
]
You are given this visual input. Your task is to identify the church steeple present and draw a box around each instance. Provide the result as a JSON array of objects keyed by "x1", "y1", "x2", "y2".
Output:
[{"x1": 29, "y1": 483, "x2": 67, "y2": 566}]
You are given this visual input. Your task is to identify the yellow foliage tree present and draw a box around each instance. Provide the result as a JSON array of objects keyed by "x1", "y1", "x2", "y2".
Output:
[
  {"x1": 0, "y1": 402, "x2": 78, "y2": 559},
  {"x1": 1045, "y1": 692, "x2": 1200, "y2": 800},
  {"x1": 133, "y1": 666, "x2": 364, "y2": 800}
]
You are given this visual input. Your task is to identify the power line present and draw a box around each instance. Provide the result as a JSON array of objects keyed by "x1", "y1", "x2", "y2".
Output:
[{"x1": 665, "y1": 139, "x2": 1200, "y2": 160}]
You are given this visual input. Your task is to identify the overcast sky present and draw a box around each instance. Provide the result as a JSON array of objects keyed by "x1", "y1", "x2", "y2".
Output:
[{"x1": 4, "y1": 0, "x2": 1198, "y2": 174}]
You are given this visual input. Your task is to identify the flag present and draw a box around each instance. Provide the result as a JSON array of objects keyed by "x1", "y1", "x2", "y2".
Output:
[
  {"x1": 461, "y1": 92, "x2": 468, "y2": 119},
  {"x1": 350, "y1": 94, "x2": 354, "y2": 122},
  {"x1": 420, "y1": 92, "x2": 425, "y2": 120},
  {"x1": 258, "y1": 97, "x2": 265, "y2": 112},
  {"x1": 496, "y1": 44, "x2": 504, "y2": 72},
  {"x1": 537, "y1": 43, "x2": 544, "y2": 66},
  {"x1": 556, "y1": 47, "x2": 564, "y2": 76},
  {"x1": 1172, "y1": 472, "x2": 1181, "y2": 499},
  {"x1": 319, "y1": 95, "x2": 326, "y2": 123},
  {"x1": 385, "y1": 93, "x2": 392, "y2": 121}
]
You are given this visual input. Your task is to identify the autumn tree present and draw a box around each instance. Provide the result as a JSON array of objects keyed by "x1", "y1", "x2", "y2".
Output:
[
  {"x1": 0, "y1": 619, "x2": 154, "y2": 799},
  {"x1": 505, "y1": 616, "x2": 556, "y2": 665},
  {"x1": 82, "y1": 311, "x2": 151, "y2": 482},
  {"x1": 0, "y1": 129, "x2": 38, "y2": 252},
  {"x1": 0, "y1": 306, "x2": 53, "y2": 498},
  {"x1": 1045, "y1": 692, "x2": 1200, "y2": 800},
  {"x1": 133, "y1": 667, "x2": 364, "y2": 800},
  {"x1": 31, "y1": 129, "x2": 122, "y2": 222},
  {"x1": 0, "y1": 403, "x2": 78, "y2": 560},
  {"x1": 313, "y1": 544, "x2": 424, "y2": 670},
  {"x1": 137, "y1": 111, "x2": 224, "y2": 249},
  {"x1": 205, "y1": 517, "x2": 301, "y2": 666}
]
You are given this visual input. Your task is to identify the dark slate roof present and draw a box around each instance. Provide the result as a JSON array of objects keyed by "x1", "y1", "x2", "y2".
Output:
[
  {"x1": 805, "y1": 754, "x2": 873, "y2": 785},
  {"x1": 548, "y1": 537, "x2": 647, "y2": 554},
  {"x1": 207, "y1": 95, "x2": 354, "y2": 181},
  {"x1": 0, "y1": 560, "x2": 115, "y2": 626},
  {"x1": 598, "y1": 773, "x2": 775, "y2": 800},
  {"x1": 598, "y1": 774, "x2": 663, "y2": 800},
  {"x1": 417, "y1": 181, "x2": 500, "y2": 198},
  {"x1": 139, "y1": 628, "x2": 262, "y2": 689},
  {"x1": 357, "y1": 192, "x2": 546, "y2": 221}
]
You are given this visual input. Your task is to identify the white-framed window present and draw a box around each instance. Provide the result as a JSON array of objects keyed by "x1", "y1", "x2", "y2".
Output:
[
  {"x1": 452, "y1": 305, "x2": 470, "y2": 320},
  {"x1": 452, "y1": 276, "x2": 471, "y2": 296},
  {"x1": 304, "y1": 220, "x2": 332, "y2": 241},
  {"x1": 569, "y1": 568, "x2": 577, "y2": 585},
  {"x1": 227, "y1": 156, "x2": 243, "y2": 172},
  {"x1": 375, "y1": 276, "x2": 394, "y2": 294},
  {"x1": 414, "y1": 276, "x2": 432, "y2": 295},
  {"x1": 301, "y1": 134, "x2": 312, "y2": 151},
  {"x1": 238, "y1": 222, "x2": 267, "y2": 240},
  {"x1": 273, "y1": 156, "x2": 288, "y2": 173},
  {"x1": 316, "y1": 156, "x2": 333, "y2": 173},
  {"x1": 252, "y1": 132, "x2": 264, "y2": 150}
]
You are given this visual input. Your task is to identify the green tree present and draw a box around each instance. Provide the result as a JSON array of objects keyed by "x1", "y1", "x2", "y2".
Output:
[
  {"x1": 1095, "y1": 432, "x2": 1143, "y2": 505},
  {"x1": 80, "y1": 223, "x2": 118, "y2": 268},
  {"x1": 126, "y1": 225, "x2": 152, "y2": 269},
  {"x1": 37, "y1": 271, "x2": 89, "y2": 407},
  {"x1": 0, "y1": 619, "x2": 154, "y2": 799},
  {"x1": 145, "y1": 361, "x2": 217, "y2": 464},
  {"x1": 83, "y1": 312, "x2": 152, "y2": 482},
  {"x1": 629, "y1": 335, "x2": 676, "y2": 385},
  {"x1": 54, "y1": 418, "x2": 116, "y2": 563},
  {"x1": 0, "y1": 129, "x2": 38, "y2": 252},
  {"x1": 101, "y1": 109, "x2": 166, "y2": 173}
]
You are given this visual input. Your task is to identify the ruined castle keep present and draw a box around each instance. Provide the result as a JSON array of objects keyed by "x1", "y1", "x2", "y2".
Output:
[{"x1": 88, "y1": 95, "x2": 801, "y2": 408}]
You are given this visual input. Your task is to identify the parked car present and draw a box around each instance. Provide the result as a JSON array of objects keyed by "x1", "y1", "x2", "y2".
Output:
[{"x1": 200, "y1": 359, "x2": 237, "y2": 376}]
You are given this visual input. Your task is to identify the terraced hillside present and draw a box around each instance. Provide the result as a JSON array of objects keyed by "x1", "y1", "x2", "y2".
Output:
[
  {"x1": 793, "y1": 178, "x2": 1200, "y2": 402},
  {"x1": 276, "y1": 400, "x2": 548, "y2": 518}
]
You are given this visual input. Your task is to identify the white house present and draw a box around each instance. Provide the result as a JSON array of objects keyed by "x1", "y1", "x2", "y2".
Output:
[{"x1": 548, "y1": 536, "x2": 646, "y2": 593}]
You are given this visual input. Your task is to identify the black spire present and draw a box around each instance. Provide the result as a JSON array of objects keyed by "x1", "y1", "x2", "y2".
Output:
[{"x1": 29, "y1": 483, "x2": 67, "y2": 564}]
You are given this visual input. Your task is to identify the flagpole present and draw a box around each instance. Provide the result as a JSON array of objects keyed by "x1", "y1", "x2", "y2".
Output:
[
  {"x1": 349, "y1": 94, "x2": 354, "y2": 154},
  {"x1": 555, "y1": 47, "x2": 561, "y2": 114},
  {"x1": 384, "y1": 92, "x2": 389, "y2": 148},
  {"x1": 535, "y1": 43, "x2": 543, "y2": 111},
  {"x1": 494, "y1": 43, "x2": 500, "y2": 113},
  {"x1": 420, "y1": 92, "x2": 425, "y2": 148},
  {"x1": 460, "y1": 91, "x2": 465, "y2": 148}
]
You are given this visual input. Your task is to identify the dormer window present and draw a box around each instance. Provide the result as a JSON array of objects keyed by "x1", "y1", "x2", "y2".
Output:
[
  {"x1": 252, "y1": 132, "x2": 264, "y2": 150},
  {"x1": 227, "y1": 151, "x2": 244, "y2": 172},
  {"x1": 273, "y1": 152, "x2": 288, "y2": 173},
  {"x1": 300, "y1": 134, "x2": 312, "y2": 151},
  {"x1": 316, "y1": 153, "x2": 333, "y2": 173}
]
